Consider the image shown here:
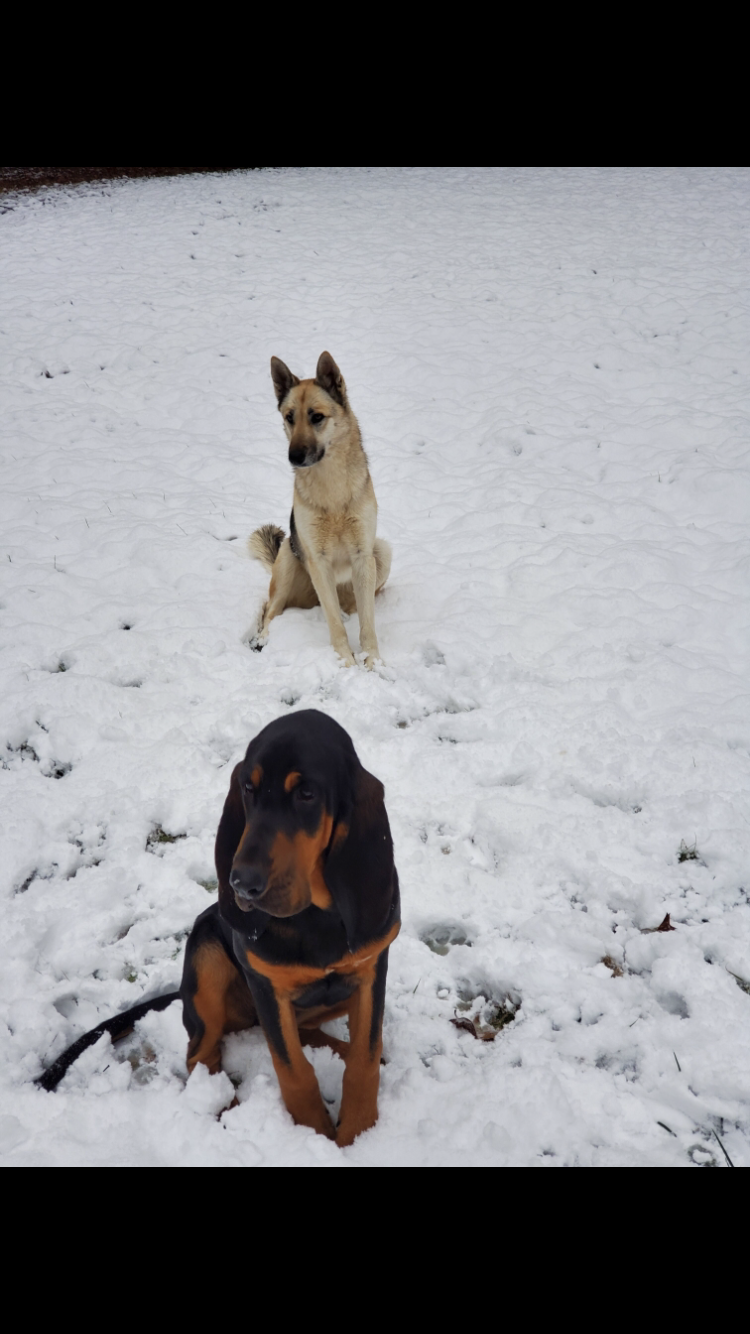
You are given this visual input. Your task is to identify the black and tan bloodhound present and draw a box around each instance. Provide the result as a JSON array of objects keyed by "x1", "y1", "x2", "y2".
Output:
[{"x1": 37, "y1": 710, "x2": 400, "y2": 1147}]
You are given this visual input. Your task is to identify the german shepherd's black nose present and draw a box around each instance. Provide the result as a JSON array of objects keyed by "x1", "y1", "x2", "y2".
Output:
[{"x1": 289, "y1": 444, "x2": 323, "y2": 468}]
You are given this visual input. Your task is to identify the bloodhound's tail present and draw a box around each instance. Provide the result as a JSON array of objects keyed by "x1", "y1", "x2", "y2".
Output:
[{"x1": 36, "y1": 991, "x2": 181, "y2": 1092}]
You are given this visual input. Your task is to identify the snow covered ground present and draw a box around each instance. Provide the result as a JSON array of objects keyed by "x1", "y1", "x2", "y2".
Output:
[{"x1": 1, "y1": 167, "x2": 748, "y2": 1167}]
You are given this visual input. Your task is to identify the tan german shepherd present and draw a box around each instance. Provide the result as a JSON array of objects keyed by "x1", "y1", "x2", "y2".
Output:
[{"x1": 248, "y1": 352, "x2": 391, "y2": 669}]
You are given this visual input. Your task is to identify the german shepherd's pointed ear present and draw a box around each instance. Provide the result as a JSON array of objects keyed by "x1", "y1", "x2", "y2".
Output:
[
  {"x1": 271, "y1": 356, "x2": 300, "y2": 406},
  {"x1": 324, "y1": 765, "x2": 397, "y2": 951},
  {"x1": 215, "y1": 764, "x2": 246, "y2": 906},
  {"x1": 315, "y1": 351, "x2": 348, "y2": 408}
]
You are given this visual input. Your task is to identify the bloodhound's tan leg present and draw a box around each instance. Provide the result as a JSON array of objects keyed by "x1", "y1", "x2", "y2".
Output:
[
  {"x1": 337, "y1": 947, "x2": 390, "y2": 1147},
  {"x1": 185, "y1": 942, "x2": 257, "y2": 1076}
]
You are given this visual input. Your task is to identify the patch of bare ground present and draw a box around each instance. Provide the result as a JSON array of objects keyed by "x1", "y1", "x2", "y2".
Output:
[{"x1": 0, "y1": 167, "x2": 265, "y2": 194}]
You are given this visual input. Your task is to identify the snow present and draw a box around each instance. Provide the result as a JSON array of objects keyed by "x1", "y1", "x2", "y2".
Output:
[{"x1": 1, "y1": 166, "x2": 748, "y2": 1167}]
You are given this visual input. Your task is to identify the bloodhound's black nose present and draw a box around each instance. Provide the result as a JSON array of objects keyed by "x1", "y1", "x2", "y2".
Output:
[{"x1": 230, "y1": 866, "x2": 266, "y2": 906}]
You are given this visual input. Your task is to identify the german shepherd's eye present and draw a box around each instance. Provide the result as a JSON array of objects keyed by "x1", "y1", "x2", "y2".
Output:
[
  {"x1": 285, "y1": 411, "x2": 295, "y2": 425},
  {"x1": 310, "y1": 413, "x2": 325, "y2": 425}
]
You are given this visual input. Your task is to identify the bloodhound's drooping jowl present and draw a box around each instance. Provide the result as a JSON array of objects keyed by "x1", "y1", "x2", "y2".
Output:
[{"x1": 37, "y1": 710, "x2": 400, "y2": 1147}]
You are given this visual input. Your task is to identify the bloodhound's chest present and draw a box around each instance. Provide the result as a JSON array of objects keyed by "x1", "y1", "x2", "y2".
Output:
[{"x1": 236, "y1": 918, "x2": 388, "y2": 1008}]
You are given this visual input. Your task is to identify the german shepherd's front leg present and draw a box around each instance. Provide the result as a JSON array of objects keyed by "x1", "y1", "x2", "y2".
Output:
[
  {"x1": 305, "y1": 556, "x2": 356, "y2": 667},
  {"x1": 351, "y1": 551, "x2": 381, "y2": 669}
]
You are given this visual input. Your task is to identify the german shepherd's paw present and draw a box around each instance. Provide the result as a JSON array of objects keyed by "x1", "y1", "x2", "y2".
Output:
[
  {"x1": 358, "y1": 649, "x2": 385, "y2": 671},
  {"x1": 243, "y1": 604, "x2": 269, "y2": 651},
  {"x1": 243, "y1": 626, "x2": 267, "y2": 653}
]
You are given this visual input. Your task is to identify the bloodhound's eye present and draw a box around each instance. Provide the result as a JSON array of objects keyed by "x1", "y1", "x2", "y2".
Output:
[
  {"x1": 295, "y1": 786, "x2": 315, "y2": 803},
  {"x1": 243, "y1": 783, "x2": 256, "y2": 798}
]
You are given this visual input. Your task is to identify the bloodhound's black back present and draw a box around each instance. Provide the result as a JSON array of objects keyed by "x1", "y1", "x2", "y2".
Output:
[{"x1": 37, "y1": 710, "x2": 400, "y2": 1147}]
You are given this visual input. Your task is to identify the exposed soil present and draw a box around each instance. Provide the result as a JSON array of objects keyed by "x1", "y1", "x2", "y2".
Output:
[{"x1": 0, "y1": 167, "x2": 263, "y2": 194}]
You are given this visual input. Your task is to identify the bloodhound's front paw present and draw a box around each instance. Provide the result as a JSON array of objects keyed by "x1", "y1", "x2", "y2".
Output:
[{"x1": 336, "y1": 1112, "x2": 378, "y2": 1148}]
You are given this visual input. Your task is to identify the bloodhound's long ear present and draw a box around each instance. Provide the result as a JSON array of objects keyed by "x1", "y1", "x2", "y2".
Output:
[
  {"x1": 271, "y1": 356, "x2": 300, "y2": 406},
  {"x1": 315, "y1": 351, "x2": 348, "y2": 408},
  {"x1": 324, "y1": 764, "x2": 398, "y2": 952},
  {"x1": 215, "y1": 764, "x2": 246, "y2": 909}
]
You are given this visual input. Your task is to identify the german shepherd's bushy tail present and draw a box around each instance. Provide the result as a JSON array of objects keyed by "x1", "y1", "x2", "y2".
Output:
[{"x1": 248, "y1": 524, "x2": 285, "y2": 572}]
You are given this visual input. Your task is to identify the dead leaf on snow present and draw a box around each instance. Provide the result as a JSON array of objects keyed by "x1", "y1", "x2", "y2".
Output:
[
  {"x1": 450, "y1": 1013, "x2": 497, "y2": 1042},
  {"x1": 602, "y1": 955, "x2": 624, "y2": 977},
  {"x1": 641, "y1": 913, "x2": 676, "y2": 934}
]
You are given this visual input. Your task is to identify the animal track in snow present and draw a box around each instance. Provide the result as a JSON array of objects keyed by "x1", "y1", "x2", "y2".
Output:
[
  {"x1": 420, "y1": 923, "x2": 473, "y2": 956},
  {"x1": 393, "y1": 696, "x2": 477, "y2": 731},
  {"x1": 2, "y1": 740, "x2": 71, "y2": 779},
  {"x1": 570, "y1": 780, "x2": 643, "y2": 814}
]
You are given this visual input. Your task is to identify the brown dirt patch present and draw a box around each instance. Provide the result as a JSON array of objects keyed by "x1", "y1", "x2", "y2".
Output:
[{"x1": 0, "y1": 167, "x2": 264, "y2": 195}]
